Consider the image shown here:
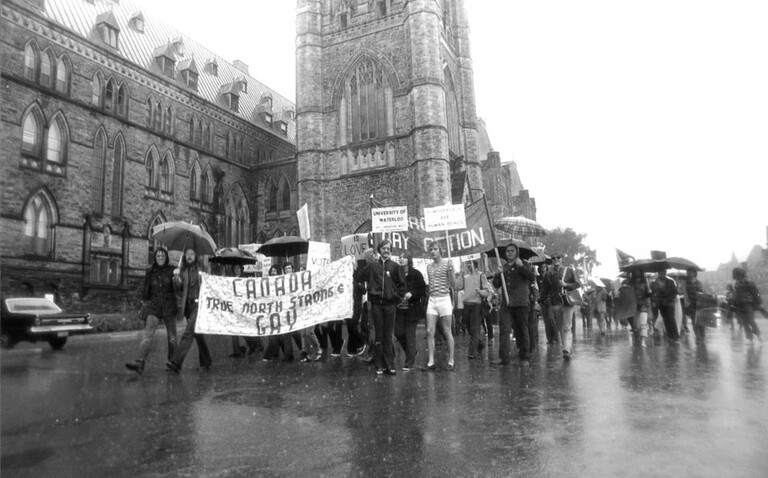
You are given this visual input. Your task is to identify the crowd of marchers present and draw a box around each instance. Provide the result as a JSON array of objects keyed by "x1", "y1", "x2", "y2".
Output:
[{"x1": 125, "y1": 242, "x2": 763, "y2": 375}]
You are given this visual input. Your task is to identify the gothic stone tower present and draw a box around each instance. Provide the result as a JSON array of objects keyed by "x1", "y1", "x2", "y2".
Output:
[{"x1": 296, "y1": 0, "x2": 483, "y2": 254}]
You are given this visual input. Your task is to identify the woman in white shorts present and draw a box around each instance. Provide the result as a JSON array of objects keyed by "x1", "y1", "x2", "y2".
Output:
[{"x1": 424, "y1": 243, "x2": 456, "y2": 371}]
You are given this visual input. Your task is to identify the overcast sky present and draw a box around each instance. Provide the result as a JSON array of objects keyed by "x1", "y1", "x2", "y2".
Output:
[{"x1": 132, "y1": 0, "x2": 768, "y2": 276}]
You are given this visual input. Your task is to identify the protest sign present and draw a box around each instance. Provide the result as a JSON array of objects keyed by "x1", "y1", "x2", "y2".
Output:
[
  {"x1": 340, "y1": 233, "x2": 371, "y2": 260},
  {"x1": 297, "y1": 203, "x2": 310, "y2": 240},
  {"x1": 371, "y1": 206, "x2": 409, "y2": 233},
  {"x1": 196, "y1": 256, "x2": 354, "y2": 336},
  {"x1": 371, "y1": 198, "x2": 493, "y2": 259},
  {"x1": 238, "y1": 243, "x2": 268, "y2": 275},
  {"x1": 307, "y1": 241, "x2": 331, "y2": 272},
  {"x1": 423, "y1": 204, "x2": 466, "y2": 232}
]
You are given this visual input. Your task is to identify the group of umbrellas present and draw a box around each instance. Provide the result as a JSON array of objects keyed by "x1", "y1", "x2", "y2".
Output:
[
  {"x1": 149, "y1": 215, "x2": 547, "y2": 268},
  {"x1": 619, "y1": 256, "x2": 703, "y2": 274},
  {"x1": 150, "y1": 221, "x2": 309, "y2": 267}
]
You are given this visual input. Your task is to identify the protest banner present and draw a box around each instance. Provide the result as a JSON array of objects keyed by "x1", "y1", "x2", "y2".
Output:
[
  {"x1": 307, "y1": 241, "x2": 331, "y2": 272},
  {"x1": 196, "y1": 256, "x2": 354, "y2": 336},
  {"x1": 340, "y1": 233, "x2": 371, "y2": 260},
  {"x1": 371, "y1": 206, "x2": 409, "y2": 233}
]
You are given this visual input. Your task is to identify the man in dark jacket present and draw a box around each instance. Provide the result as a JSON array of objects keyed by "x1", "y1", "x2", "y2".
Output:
[
  {"x1": 651, "y1": 269, "x2": 681, "y2": 342},
  {"x1": 732, "y1": 267, "x2": 762, "y2": 343},
  {"x1": 491, "y1": 243, "x2": 535, "y2": 366},
  {"x1": 362, "y1": 240, "x2": 407, "y2": 375}
]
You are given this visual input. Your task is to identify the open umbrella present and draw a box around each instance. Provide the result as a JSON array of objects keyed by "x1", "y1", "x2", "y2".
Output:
[
  {"x1": 256, "y1": 235, "x2": 309, "y2": 258},
  {"x1": 151, "y1": 221, "x2": 216, "y2": 256},
  {"x1": 485, "y1": 238, "x2": 538, "y2": 261},
  {"x1": 619, "y1": 258, "x2": 666, "y2": 274},
  {"x1": 529, "y1": 253, "x2": 551, "y2": 265},
  {"x1": 495, "y1": 216, "x2": 547, "y2": 238},
  {"x1": 665, "y1": 256, "x2": 703, "y2": 272},
  {"x1": 209, "y1": 247, "x2": 257, "y2": 265}
]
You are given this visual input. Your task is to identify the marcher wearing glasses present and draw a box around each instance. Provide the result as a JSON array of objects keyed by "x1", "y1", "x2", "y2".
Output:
[{"x1": 361, "y1": 240, "x2": 407, "y2": 375}]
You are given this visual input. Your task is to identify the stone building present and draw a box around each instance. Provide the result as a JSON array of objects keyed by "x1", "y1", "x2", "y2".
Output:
[
  {"x1": 295, "y1": 0, "x2": 535, "y2": 255},
  {"x1": 1, "y1": 0, "x2": 536, "y2": 313},
  {"x1": 0, "y1": 0, "x2": 296, "y2": 313}
]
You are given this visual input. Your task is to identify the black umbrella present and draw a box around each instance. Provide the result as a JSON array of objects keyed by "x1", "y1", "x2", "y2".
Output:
[
  {"x1": 619, "y1": 258, "x2": 667, "y2": 274},
  {"x1": 256, "y1": 236, "x2": 309, "y2": 258},
  {"x1": 665, "y1": 256, "x2": 703, "y2": 272},
  {"x1": 485, "y1": 238, "x2": 538, "y2": 261},
  {"x1": 209, "y1": 247, "x2": 258, "y2": 265}
]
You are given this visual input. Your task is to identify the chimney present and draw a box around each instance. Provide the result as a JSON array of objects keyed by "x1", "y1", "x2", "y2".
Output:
[{"x1": 232, "y1": 60, "x2": 249, "y2": 75}]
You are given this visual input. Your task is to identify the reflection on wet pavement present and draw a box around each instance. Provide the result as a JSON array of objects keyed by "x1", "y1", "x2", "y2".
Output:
[{"x1": 2, "y1": 320, "x2": 767, "y2": 477}]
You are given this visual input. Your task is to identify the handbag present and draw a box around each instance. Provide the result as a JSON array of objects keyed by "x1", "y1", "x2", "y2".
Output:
[{"x1": 560, "y1": 267, "x2": 583, "y2": 306}]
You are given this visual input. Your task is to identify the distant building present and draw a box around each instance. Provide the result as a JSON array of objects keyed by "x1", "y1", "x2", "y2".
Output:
[{"x1": 700, "y1": 238, "x2": 768, "y2": 300}]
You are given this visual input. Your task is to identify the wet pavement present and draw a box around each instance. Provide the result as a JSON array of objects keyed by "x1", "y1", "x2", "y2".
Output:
[{"x1": 2, "y1": 318, "x2": 767, "y2": 477}]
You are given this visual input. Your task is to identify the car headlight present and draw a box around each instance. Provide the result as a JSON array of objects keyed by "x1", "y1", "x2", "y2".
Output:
[{"x1": 34, "y1": 316, "x2": 42, "y2": 326}]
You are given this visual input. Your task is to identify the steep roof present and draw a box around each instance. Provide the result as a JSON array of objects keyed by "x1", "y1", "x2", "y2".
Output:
[{"x1": 41, "y1": 0, "x2": 296, "y2": 142}]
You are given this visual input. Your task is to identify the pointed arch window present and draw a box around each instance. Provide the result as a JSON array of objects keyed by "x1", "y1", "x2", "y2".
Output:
[
  {"x1": 21, "y1": 109, "x2": 42, "y2": 156},
  {"x1": 24, "y1": 192, "x2": 55, "y2": 256},
  {"x1": 111, "y1": 136, "x2": 125, "y2": 217},
  {"x1": 266, "y1": 180, "x2": 278, "y2": 214},
  {"x1": 24, "y1": 44, "x2": 37, "y2": 81},
  {"x1": 159, "y1": 154, "x2": 172, "y2": 193},
  {"x1": 238, "y1": 200, "x2": 249, "y2": 244},
  {"x1": 55, "y1": 57, "x2": 70, "y2": 93},
  {"x1": 190, "y1": 170, "x2": 198, "y2": 201},
  {"x1": 154, "y1": 102, "x2": 163, "y2": 131},
  {"x1": 91, "y1": 130, "x2": 107, "y2": 214},
  {"x1": 146, "y1": 97, "x2": 154, "y2": 127},
  {"x1": 341, "y1": 58, "x2": 393, "y2": 145},
  {"x1": 164, "y1": 107, "x2": 172, "y2": 134},
  {"x1": 92, "y1": 73, "x2": 102, "y2": 107},
  {"x1": 280, "y1": 179, "x2": 291, "y2": 212},
  {"x1": 40, "y1": 50, "x2": 53, "y2": 88},
  {"x1": 196, "y1": 120, "x2": 203, "y2": 147},
  {"x1": 146, "y1": 149, "x2": 157, "y2": 189},
  {"x1": 444, "y1": 67, "x2": 461, "y2": 156},
  {"x1": 188, "y1": 115, "x2": 196, "y2": 144},
  {"x1": 117, "y1": 84, "x2": 128, "y2": 117},
  {"x1": 201, "y1": 169, "x2": 210, "y2": 203},
  {"x1": 105, "y1": 79, "x2": 115, "y2": 111},
  {"x1": 46, "y1": 120, "x2": 63, "y2": 164},
  {"x1": 204, "y1": 124, "x2": 211, "y2": 150}
]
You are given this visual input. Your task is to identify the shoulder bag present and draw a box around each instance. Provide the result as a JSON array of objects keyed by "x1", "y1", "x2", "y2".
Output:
[{"x1": 560, "y1": 267, "x2": 583, "y2": 306}]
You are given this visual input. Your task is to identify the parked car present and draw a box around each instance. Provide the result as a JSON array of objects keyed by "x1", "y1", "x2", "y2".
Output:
[{"x1": 1, "y1": 297, "x2": 93, "y2": 350}]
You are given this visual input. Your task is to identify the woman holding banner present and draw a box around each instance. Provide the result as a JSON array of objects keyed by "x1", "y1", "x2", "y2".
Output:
[{"x1": 424, "y1": 242, "x2": 456, "y2": 371}]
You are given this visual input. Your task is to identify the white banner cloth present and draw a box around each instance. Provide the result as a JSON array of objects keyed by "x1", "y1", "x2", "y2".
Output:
[{"x1": 196, "y1": 256, "x2": 354, "y2": 336}]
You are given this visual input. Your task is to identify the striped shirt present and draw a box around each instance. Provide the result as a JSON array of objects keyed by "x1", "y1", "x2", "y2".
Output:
[{"x1": 427, "y1": 260, "x2": 453, "y2": 297}]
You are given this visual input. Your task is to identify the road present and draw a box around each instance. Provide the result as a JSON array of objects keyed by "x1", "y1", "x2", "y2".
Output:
[{"x1": 2, "y1": 319, "x2": 767, "y2": 477}]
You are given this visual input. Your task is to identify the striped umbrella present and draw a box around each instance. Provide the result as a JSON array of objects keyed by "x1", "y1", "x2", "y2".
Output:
[{"x1": 494, "y1": 216, "x2": 547, "y2": 238}]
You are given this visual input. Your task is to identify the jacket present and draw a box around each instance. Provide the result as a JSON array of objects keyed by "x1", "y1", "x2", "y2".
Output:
[
  {"x1": 541, "y1": 265, "x2": 581, "y2": 307},
  {"x1": 364, "y1": 257, "x2": 407, "y2": 305},
  {"x1": 733, "y1": 279, "x2": 761, "y2": 312},
  {"x1": 142, "y1": 264, "x2": 178, "y2": 319},
  {"x1": 493, "y1": 261, "x2": 535, "y2": 307},
  {"x1": 173, "y1": 263, "x2": 201, "y2": 319}
]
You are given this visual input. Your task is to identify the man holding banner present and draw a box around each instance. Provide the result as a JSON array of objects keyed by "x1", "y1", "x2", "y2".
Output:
[{"x1": 361, "y1": 240, "x2": 407, "y2": 375}]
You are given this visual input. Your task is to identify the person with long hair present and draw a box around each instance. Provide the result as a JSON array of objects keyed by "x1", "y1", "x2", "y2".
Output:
[
  {"x1": 395, "y1": 251, "x2": 427, "y2": 371},
  {"x1": 125, "y1": 247, "x2": 178, "y2": 374},
  {"x1": 491, "y1": 243, "x2": 535, "y2": 366},
  {"x1": 166, "y1": 248, "x2": 213, "y2": 373}
]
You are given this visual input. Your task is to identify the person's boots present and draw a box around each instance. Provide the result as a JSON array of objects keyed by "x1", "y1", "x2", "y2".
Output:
[{"x1": 125, "y1": 359, "x2": 145, "y2": 374}]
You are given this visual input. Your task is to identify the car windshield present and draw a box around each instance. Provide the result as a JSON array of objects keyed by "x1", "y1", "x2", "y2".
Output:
[{"x1": 5, "y1": 298, "x2": 62, "y2": 313}]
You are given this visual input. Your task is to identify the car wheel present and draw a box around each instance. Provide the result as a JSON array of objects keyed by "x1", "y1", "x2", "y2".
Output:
[
  {"x1": 48, "y1": 336, "x2": 68, "y2": 350},
  {"x1": 1, "y1": 332, "x2": 17, "y2": 349}
]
